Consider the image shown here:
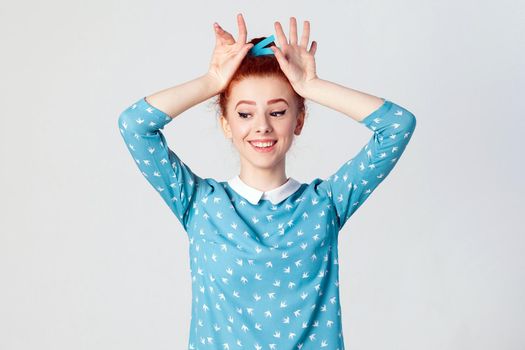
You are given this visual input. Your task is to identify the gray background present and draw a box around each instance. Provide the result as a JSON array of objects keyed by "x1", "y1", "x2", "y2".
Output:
[{"x1": 1, "y1": 0, "x2": 524, "y2": 349}]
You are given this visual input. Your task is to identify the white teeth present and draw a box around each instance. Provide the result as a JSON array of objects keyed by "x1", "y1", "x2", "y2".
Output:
[{"x1": 251, "y1": 141, "x2": 276, "y2": 148}]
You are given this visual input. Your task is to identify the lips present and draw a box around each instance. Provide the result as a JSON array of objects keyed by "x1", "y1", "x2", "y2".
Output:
[{"x1": 249, "y1": 140, "x2": 277, "y2": 152}]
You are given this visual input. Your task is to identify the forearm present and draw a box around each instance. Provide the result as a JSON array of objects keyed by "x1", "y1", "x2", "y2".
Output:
[
  {"x1": 299, "y1": 78, "x2": 385, "y2": 122},
  {"x1": 144, "y1": 73, "x2": 221, "y2": 119}
]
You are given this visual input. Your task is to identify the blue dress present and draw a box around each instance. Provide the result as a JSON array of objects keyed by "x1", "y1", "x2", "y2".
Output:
[{"x1": 118, "y1": 96, "x2": 416, "y2": 350}]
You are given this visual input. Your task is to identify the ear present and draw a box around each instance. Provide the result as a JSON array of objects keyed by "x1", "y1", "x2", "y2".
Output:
[
  {"x1": 294, "y1": 110, "x2": 306, "y2": 135},
  {"x1": 219, "y1": 114, "x2": 233, "y2": 139}
]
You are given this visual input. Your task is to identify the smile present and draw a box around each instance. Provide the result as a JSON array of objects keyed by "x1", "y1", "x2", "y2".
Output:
[{"x1": 249, "y1": 140, "x2": 277, "y2": 152}]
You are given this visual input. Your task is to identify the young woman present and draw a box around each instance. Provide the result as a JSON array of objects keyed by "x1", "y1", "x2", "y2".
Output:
[{"x1": 118, "y1": 13, "x2": 416, "y2": 350}]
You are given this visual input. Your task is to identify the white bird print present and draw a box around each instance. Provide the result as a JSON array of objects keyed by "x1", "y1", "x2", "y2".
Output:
[
  {"x1": 118, "y1": 96, "x2": 415, "y2": 350},
  {"x1": 395, "y1": 109, "x2": 403, "y2": 115},
  {"x1": 272, "y1": 331, "x2": 281, "y2": 338}
]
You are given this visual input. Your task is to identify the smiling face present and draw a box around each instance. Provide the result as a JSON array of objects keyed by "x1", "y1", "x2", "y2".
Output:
[{"x1": 219, "y1": 75, "x2": 305, "y2": 174}]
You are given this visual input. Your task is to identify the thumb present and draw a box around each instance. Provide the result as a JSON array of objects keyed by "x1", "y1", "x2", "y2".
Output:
[{"x1": 270, "y1": 46, "x2": 287, "y2": 66}]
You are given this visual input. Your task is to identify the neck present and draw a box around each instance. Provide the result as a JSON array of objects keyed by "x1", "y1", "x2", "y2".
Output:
[{"x1": 239, "y1": 163, "x2": 288, "y2": 192}]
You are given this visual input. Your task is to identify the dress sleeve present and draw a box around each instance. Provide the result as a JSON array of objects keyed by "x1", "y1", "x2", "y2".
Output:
[
  {"x1": 117, "y1": 96, "x2": 201, "y2": 230},
  {"x1": 324, "y1": 98, "x2": 417, "y2": 231}
]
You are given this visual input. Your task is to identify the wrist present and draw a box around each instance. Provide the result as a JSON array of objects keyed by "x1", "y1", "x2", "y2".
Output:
[
  {"x1": 203, "y1": 71, "x2": 224, "y2": 95},
  {"x1": 294, "y1": 76, "x2": 321, "y2": 99}
]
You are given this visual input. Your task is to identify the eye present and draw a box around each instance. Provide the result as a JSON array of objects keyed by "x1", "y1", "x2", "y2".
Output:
[
  {"x1": 237, "y1": 110, "x2": 286, "y2": 119},
  {"x1": 271, "y1": 110, "x2": 286, "y2": 117}
]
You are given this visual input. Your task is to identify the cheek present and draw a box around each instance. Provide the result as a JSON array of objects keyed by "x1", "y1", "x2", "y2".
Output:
[{"x1": 230, "y1": 123, "x2": 251, "y2": 139}]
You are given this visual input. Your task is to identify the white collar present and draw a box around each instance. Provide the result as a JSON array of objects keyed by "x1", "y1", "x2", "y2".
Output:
[{"x1": 227, "y1": 175, "x2": 302, "y2": 205}]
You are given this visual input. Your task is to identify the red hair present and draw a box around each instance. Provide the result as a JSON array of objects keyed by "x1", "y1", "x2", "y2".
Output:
[{"x1": 212, "y1": 36, "x2": 307, "y2": 118}]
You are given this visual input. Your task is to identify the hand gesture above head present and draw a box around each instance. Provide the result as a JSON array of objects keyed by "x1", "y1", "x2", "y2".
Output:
[
  {"x1": 207, "y1": 13, "x2": 255, "y2": 93},
  {"x1": 270, "y1": 17, "x2": 319, "y2": 96}
]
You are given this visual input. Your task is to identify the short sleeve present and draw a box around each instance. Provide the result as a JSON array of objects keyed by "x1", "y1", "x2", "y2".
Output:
[
  {"x1": 117, "y1": 97, "x2": 201, "y2": 230},
  {"x1": 323, "y1": 98, "x2": 417, "y2": 231}
]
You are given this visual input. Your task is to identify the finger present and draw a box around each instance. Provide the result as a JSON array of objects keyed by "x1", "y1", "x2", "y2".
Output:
[
  {"x1": 270, "y1": 46, "x2": 287, "y2": 66},
  {"x1": 216, "y1": 23, "x2": 235, "y2": 44},
  {"x1": 289, "y1": 17, "x2": 297, "y2": 45},
  {"x1": 236, "y1": 13, "x2": 248, "y2": 44},
  {"x1": 274, "y1": 21, "x2": 288, "y2": 48},
  {"x1": 300, "y1": 20, "x2": 310, "y2": 49},
  {"x1": 233, "y1": 43, "x2": 253, "y2": 65},
  {"x1": 309, "y1": 41, "x2": 317, "y2": 56}
]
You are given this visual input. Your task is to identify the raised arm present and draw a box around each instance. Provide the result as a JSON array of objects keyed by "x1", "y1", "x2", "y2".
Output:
[
  {"x1": 117, "y1": 72, "x2": 224, "y2": 230},
  {"x1": 305, "y1": 79, "x2": 417, "y2": 231},
  {"x1": 117, "y1": 14, "x2": 257, "y2": 229},
  {"x1": 117, "y1": 92, "x2": 207, "y2": 230},
  {"x1": 331, "y1": 103, "x2": 415, "y2": 230}
]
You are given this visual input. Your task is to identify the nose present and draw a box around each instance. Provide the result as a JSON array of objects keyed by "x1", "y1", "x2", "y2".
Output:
[{"x1": 254, "y1": 114, "x2": 273, "y2": 133}]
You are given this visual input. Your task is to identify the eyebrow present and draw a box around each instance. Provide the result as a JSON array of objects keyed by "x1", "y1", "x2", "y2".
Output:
[{"x1": 235, "y1": 98, "x2": 289, "y2": 109}]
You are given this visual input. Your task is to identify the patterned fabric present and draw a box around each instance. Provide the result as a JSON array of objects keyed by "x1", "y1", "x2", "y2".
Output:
[{"x1": 117, "y1": 96, "x2": 416, "y2": 350}]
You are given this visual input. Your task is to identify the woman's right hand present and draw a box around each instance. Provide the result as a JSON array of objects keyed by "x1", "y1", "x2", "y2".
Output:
[{"x1": 206, "y1": 13, "x2": 254, "y2": 93}]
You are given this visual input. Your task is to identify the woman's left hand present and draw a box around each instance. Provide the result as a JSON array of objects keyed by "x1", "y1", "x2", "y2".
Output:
[{"x1": 270, "y1": 17, "x2": 319, "y2": 97}]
